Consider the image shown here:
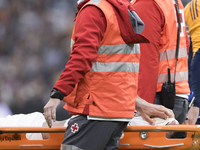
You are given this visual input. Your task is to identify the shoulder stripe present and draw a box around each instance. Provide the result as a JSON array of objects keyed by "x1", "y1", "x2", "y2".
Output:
[
  {"x1": 190, "y1": 2, "x2": 194, "y2": 20},
  {"x1": 195, "y1": 0, "x2": 198, "y2": 17},
  {"x1": 192, "y1": 0, "x2": 196, "y2": 20}
]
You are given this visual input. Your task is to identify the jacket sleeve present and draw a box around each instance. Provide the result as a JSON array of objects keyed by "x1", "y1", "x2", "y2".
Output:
[
  {"x1": 53, "y1": 6, "x2": 106, "y2": 95},
  {"x1": 133, "y1": 0, "x2": 165, "y2": 103}
]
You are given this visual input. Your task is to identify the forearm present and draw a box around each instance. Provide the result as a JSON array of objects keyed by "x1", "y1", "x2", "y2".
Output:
[
  {"x1": 135, "y1": 95, "x2": 148, "y2": 110},
  {"x1": 185, "y1": 106, "x2": 199, "y2": 124}
]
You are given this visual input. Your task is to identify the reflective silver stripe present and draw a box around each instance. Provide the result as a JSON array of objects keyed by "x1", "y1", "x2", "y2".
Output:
[
  {"x1": 91, "y1": 62, "x2": 139, "y2": 73},
  {"x1": 70, "y1": 39, "x2": 75, "y2": 49},
  {"x1": 70, "y1": 42, "x2": 140, "y2": 55},
  {"x1": 98, "y1": 44, "x2": 140, "y2": 55},
  {"x1": 61, "y1": 144, "x2": 83, "y2": 150},
  {"x1": 157, "y1": 71, "x2": 188, "y2": 83},
  {"x1": 89, "y1": 0, "x2": 101, "y2": 5},
  {"x1": 159, "y1": 47, "x2": 187, "y2": 61}
]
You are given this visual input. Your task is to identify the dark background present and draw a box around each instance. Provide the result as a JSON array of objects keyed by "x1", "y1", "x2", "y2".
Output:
[{"x1": 0, "y1": 0, "x2": 77, "y2": 120}]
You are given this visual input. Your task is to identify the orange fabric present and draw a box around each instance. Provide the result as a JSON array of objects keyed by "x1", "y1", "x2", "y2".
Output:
[
  {"x1": 63, "y1": 0, "x2": 139, "y2": 118},
  {"x1": 154, "y1": 0, "x2": 190, "y2": 94},
  {"x1": 0, "y1": 126, "x2": 199, "y2": 150}
]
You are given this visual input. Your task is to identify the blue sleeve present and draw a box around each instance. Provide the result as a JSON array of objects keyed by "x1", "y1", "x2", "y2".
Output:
[{"x1": 190, "y1": 48, "x2": 200, "y2": 108}]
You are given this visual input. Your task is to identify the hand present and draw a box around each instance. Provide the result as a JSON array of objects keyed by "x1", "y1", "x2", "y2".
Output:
[
  {"x1": 136, "y1": 96, "x2": 174, "y2": 125},
  {"x1": 43, "y1": 98, "x2": 61, "y2": 128},
  {"x1": 184, "y1": 106, "x2": 199, "y2": 125}
]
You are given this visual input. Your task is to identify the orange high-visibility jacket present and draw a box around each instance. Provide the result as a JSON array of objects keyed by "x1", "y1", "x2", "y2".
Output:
[
  {"x1": 63, "y1": 0, "x2": 140, "y2": 118},
  {"x1": 132, "y1": 0, "x2": 190, "y2": 94},
  {"x1": 155, "y1": 0, "x2": 190, "y2": 94}
]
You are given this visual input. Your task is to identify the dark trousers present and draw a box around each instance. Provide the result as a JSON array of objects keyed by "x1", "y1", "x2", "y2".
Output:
[
  {"x1": 155, "y1": 93, "x2": 188, "y2": 124},
  {"x1": 61, "y1": 115, "x2": 128, "y2": 150}
]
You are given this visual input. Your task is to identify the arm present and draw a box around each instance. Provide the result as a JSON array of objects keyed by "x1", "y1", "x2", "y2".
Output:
[
  {"x1": 43, "y1": 6, "x2": 106, "y2": 128},
  {"x1": 133, "y1": 0, "x2": 165, "y2": 103},
  {"x1": 54, "y1": 6, "x2": 106, "y2": 96},
  {"x1": 184, "y1": 106, "x2": 199, "y2": 124}
]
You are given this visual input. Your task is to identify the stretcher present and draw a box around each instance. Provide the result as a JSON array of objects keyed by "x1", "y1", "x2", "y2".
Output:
[{"x1": 0, "y1": 125, "x2": 200, "y2": 150}]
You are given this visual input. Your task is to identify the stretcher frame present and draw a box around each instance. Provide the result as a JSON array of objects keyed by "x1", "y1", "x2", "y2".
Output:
[{"x1": 0, "y1": 125, "x2": 200, "y2": 150}]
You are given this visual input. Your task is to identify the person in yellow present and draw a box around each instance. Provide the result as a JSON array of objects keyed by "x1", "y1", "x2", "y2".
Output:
[{"x1": 185, "y1": 0, "x2": 200, "y2": 124}]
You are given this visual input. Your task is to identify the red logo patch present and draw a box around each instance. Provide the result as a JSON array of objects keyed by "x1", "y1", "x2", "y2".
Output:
[{"x1": 71, "y1": 123, "x2": 79, "y2": 133}]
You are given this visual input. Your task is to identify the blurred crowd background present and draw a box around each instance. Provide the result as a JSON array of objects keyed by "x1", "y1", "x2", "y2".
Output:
[{"x1": 0, "y1": 0, "x2": 77, "y2": 120}]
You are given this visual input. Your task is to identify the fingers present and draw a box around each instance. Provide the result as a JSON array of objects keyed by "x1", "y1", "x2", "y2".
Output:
[
  {"x1": 136, "y1": 101, "x2": 175, "y2": 125},
  {"x1": 43, "y1": 98, "x2": 60, "y2": 128},
  {"x1": 168, "y1": 120, "x2": 179, "y2": 125},
  {"x1": 157, "y1": 111, "x2": 168, "y2": 120},
  {"x1": 52, "y1": 108, "x2": 56, "y2": 122},
  {"x1": 149, "y1": 105, "x2": 167, "y2": 120},
  {"x1": 142, "y1": 115, "x2": 155, "y2": 125},
  {"x1": 156, "y1": 105, "x2": 174, "y2": 119},
  {"x1": 164, "y1": 109, "x2": 174, "y2": 118},
  {"x1": 183, "y1": 117, "x2": 189, "y2": 125},
  {"x1": 183, "y1": 119, "x2": 189, "y2": 125},
  {"x1": 43, "y1": 104, "x2": 53, "y2": 128}
]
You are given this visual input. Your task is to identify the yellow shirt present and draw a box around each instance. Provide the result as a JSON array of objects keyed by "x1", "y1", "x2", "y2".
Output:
[{"x1": 185, "y1": 0, "x2": 200, "y2": 57}]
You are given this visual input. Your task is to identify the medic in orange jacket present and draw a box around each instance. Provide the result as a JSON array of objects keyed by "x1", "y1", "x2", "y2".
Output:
[
  {"x1": 43, "y1": 0, "x2": 175, "y2": 129},
  {"x1": 53, "y1": 0, "x2": 149, "y2": 119},
  {"x1": 132, "y1": 0, "x2": 190, "y2": 104}
]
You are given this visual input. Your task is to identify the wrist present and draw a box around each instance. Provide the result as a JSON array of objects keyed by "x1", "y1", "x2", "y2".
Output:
[
  {"x1": 50, "y1": 89, "x2": 65, "y2": 100},
  {"x1": 136, "y1": 95, "x2": 148, "y2": 110}
]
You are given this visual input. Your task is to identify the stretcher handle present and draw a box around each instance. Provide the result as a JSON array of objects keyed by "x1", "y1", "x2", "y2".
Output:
[
  {"x1": 143, "y1": 143, "x2": 184, "y2": 148},
  {"x1": 0, "y1": 127, "x2": 66, "y2": 134},
  {"x1": 125, "y1": 125, "x2": 200, "y2": 132},
  {"x1": 1, "y1": 125, "x2": 200, "y2": 133}
]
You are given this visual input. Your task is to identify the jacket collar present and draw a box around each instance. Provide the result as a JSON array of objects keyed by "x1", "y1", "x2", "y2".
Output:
[
  {"x1": 77, "y1": 0, "x2": 89, "y2": 10},
  {"x1": 76, "y1": 0, "x2": 149, "y2": 44}
]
